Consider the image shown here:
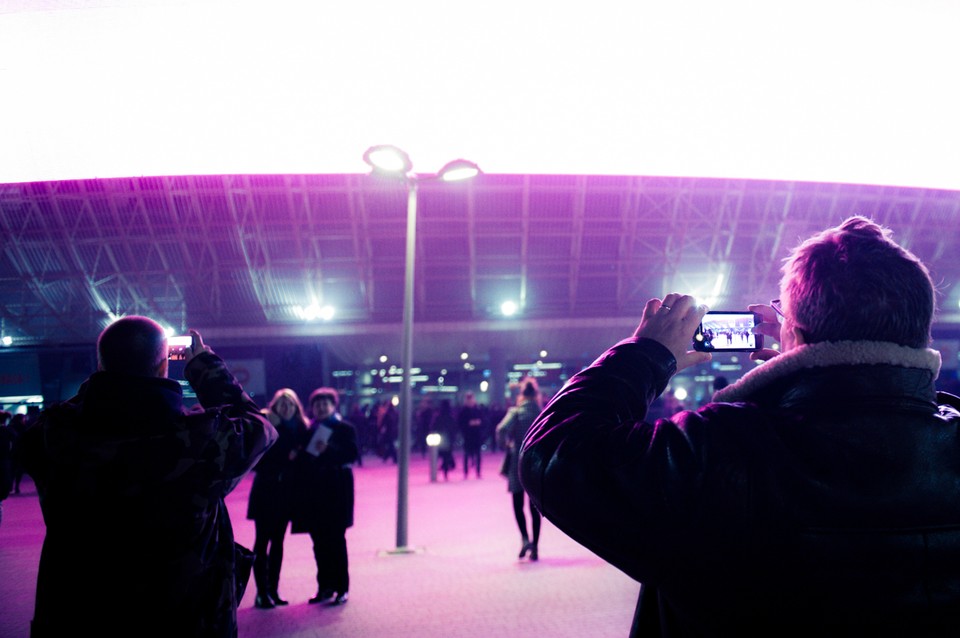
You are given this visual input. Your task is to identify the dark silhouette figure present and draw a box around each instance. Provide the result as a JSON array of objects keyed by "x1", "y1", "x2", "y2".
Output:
[
  {"x1": 376, "y1": 401, "x2": 399, "y2": 463},
  {"x1": 18, "y1": 318, "x2": 275, "y2": 637},
  {"x1": 458, "y1": 392, "x2": 487, "y2": 478},
  {"x1": 430, "y1": 399, "x2": 457, "y2": 480},
  {"x1": 0, "y1": 411, "x2": 14, "y2": 527}
]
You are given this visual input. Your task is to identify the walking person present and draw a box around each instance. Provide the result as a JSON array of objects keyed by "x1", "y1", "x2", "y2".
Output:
[
  {"x1": 247, "y1": 388, "x2": 309, "y2": 609},
  {"x1": 292, "y1": 387, "x2": 358, "y2": 606},
  {"x1": 458, "y1": 392, "x2": 487, "y2": 478},
  {"x1": 496, "y1": 378, "x2": 544, "y2": 560},
  {"x1": 430, "y1": 399, "x2": 457, "y2": 480}
]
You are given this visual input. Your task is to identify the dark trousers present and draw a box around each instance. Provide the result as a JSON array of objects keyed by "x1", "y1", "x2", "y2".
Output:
[
  {"x1": 512, "y1": 491, "x2": 541, "y2": 543},
  {"x1": 253, "y1": 518, "x2": 288, "y2": 595},
  {"x1": 463, "y1": 445, "x2": 482, "y2": 477},
  {"x1": 309, "y1": 527, "x2": 349, "y2": 594}
]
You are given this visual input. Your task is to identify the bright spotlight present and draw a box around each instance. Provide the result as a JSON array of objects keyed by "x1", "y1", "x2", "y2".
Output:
[
  {"x1": 500, "y1": 300, "x2": 518, "y2": 316},
  {"x1": 380, "y1": 355, "x2": 389, "y2": 363},
  {"x1": 303, "y1": 305, "x2": 317, "y2": 320},
  {"x1": 319, "y1": 305, "x2": 335, "y2": 321},
  {"x1": 426, "y1": 433, "x2": 442, "y2": 447},
  {"x1": 460, "y1": 352, "x2": 469, "y2": 360},
  {"x1": 1, "y1": 336, "x2": 12, "y2": 347},
  {"x1": 539, "y1": 350, "x2": 548, "y2": 358},
  {"x1": 674, "y1": 387, "x2": 688, "y2": 401},
  {"x1": 479, "y1": 380, "x2": 489, "y2": 392}
]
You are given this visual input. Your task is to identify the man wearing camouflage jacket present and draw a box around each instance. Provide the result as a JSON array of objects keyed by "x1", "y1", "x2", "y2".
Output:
[{"x1": 19, "y1": 317, "x2": 276, "y2": 637}]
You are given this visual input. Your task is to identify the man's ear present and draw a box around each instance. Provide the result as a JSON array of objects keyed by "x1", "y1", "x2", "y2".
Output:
[
  {"x1": 793, "y1": 325, "x2": 807, "y2": 345},
  {"x1": 157, "y1": 358, "x2": 169, "y2": 378},
  {"x1": 786, "y1": 324, "x2": 807, "y2": 348}
]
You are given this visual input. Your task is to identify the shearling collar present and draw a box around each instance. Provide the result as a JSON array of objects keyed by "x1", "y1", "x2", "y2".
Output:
[{"x1": 713, "y1": 340, "x2": 942, "y2": 404}]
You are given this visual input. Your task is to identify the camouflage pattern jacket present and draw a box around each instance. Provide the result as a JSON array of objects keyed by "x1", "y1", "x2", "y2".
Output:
[{"x1": 20, "y1": 352, "x2": 276, "y2": 638}]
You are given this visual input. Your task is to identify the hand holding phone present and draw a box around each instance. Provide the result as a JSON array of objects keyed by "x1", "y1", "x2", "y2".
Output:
[
  {"x1": 167, "y1": 335, "x2": 192, "y2": 361},
  {"x1": 168, "y1": 330, "x2": 209, "y2": 363},
  {"x1": 634, "y1": 294, "x2": 712, "y2": 372},
  {"x1": 693, "y1": 312, "x2": 763, "y2": 352}
]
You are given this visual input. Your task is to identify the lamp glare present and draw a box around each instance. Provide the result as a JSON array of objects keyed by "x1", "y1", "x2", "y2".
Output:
[{"x1": 366, "y1": 147, "x2": 410, "y2": 173}]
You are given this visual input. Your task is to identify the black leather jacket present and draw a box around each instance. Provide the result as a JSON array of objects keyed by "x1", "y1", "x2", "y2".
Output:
[{"x1": 520, "y1": 337, "x2": 960, "y2": 637}]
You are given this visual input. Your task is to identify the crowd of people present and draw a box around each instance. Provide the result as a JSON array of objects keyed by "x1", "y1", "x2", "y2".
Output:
[
  {"x1": 4, "y1": 315, "x2": 544, "y2": 636},
  {"x1": 0, "y1": 409, "x2": 33, "y2": 528},
  {"x1": 8, "y1": 214, "x2": 960, "y2": 636},
  {"x1": 342, "y1": 393, "x2": 511, "y2": 475}
]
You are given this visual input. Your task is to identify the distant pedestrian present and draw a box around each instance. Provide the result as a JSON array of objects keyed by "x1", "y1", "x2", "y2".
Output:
[
  {"x1": 459, "y1": 392, "x2": 487, "y2": 478},
  {"x1": 496, "y1": 378, "x2": 543, "y2": 560},
  {"x1": 430, "y1": 399, "x2": 457, "y2": 480}
]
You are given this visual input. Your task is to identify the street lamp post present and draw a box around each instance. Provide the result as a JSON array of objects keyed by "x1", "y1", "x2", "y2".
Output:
[{"x1": 363, "y1": 145, "x2": 480, "y2": 552}]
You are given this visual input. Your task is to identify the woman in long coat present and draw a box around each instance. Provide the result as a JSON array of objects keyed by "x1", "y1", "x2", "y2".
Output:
[
  {"x1": 246, "y1": 388, "x2": 309, "y2": 608},
  {"x1": 496, "y1": 377, "x2": 544, "y2": 560},
  {"x1": 292, "y1": 387, "x2": 359, "y2": 605}
]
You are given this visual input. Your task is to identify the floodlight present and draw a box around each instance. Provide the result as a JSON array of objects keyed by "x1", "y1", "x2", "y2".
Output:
[
  {"x1": 438, "y1": 159, "x2": 481, "y2": 182},
  {"x1": 363, "y1": 145, "x2": 412, "y2": 175}
]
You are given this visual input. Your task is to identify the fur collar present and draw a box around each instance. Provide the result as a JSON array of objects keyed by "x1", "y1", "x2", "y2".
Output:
[{"x1": 713, "y1": 341, "x2": 942, "y2": 404}]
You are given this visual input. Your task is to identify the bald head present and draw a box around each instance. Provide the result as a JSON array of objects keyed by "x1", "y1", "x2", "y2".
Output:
[{"x1": 97, "y1": 316, "x2": 168, "y2": 377}]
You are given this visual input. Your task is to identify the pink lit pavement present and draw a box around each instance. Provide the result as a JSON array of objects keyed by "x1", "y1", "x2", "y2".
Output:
[{"x1": 1, "y1": 451, "x2": 638, "y2": 637}]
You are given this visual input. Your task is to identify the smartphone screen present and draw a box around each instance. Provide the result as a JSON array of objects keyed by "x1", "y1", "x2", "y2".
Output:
[
  {"x1": 167, "y1": 335, "x2": 192, "y2": 361},
  {"x1": 693, "y1": 312, "x2": 762, "y2": 352}
]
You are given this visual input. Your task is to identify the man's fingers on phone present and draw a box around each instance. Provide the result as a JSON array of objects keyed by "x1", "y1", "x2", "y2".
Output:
[{"x1": 750, "y1": 348, "x2": 780, "y2": 362}]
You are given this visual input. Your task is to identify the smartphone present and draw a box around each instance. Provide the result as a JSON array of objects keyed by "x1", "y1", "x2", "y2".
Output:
[
  {"x1": 167, "y1": 335, "x2": 192, "y2": 361},
  {"x1": 693, "y1": 311, "x2": 763, "y2": 352}
]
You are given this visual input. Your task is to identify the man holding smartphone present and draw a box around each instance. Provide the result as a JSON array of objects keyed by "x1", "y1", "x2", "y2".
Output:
[
  {"x1": 520, "y1": 216, "x2": 960, "y2": 636},
  {"x1": 19, "y1": 317, "x2": 276, "y2": 637}
]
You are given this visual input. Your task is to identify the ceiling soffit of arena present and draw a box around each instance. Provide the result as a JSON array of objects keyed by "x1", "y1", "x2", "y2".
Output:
[{"x1": 1, "y1": 174, "x2": 959, "y2": 367}]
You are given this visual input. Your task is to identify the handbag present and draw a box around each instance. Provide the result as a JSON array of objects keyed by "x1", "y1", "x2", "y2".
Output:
[
  {"x1": 234, "y1": 542, "x2": 255, "y2": 602},
  {"x1": 499, "y1": 448, "x2": 512, "y2": 477}
]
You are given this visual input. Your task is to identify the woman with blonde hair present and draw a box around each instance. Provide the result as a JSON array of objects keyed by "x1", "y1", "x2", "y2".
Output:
[
  {"x1": 496, "y1": 377, "x2": 544, "y2": 560},
  {"x1": 246, "y1": 388, "x2": 309, "y2": 609}
]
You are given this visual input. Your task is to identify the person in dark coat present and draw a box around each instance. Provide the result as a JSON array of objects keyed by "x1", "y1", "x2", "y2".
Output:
[
  {"x1": 18, "y1": 318, "x2": 276, "y2": 638},
  {"x1": 246, "y1": 388, "x2": 309, "y2": 609},
  {"x1": 0, "y1": 410, "x2": 14, "y2": 528},
  {"x1": 291, "y1": 387, "x2": 358, "y2": 606},
  {"x1": 520, "y1": 217, "x2": 960, "y2": 637},
  {"x1": 458, "y1": 392, "x2": 487, "y2": 478},
  {"x1": 430, "y1": 399, "x2": 457, "y2": 480},
  {"x1": 495, "y1": 377, "x2": 543, "y2": 560}
]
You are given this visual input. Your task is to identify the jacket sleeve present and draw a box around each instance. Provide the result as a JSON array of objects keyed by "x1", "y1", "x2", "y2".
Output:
[
  {"x1": 518, "y1": 337, "x2": 705, "y2": 583},
  {"x1": 183, "y1": 351, "x2": 277, "y2": 493},
  {"x1": 495, "y1": 408, "x2": 518, "y2": 447}
]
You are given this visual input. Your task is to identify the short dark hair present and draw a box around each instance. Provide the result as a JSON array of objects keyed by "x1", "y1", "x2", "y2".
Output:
[
  {"x1": 308, "y1": 387, "x2": 339, "y2": 409},
  {"x1": 781, "y1": 216, "x2": 934, "y2": 348},
  {"x1": 97, "y1": 316, "x2": 167, "y2": 376}
]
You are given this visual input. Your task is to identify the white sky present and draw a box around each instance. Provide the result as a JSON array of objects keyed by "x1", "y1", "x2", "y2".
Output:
[{"x1": 1, "y1": 0, "x2": 958, "y2": 189}]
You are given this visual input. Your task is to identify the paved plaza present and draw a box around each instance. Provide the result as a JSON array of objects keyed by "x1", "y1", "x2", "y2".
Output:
[{"x1": 1, "y1": 450, "x2": 638, "y2": 637}]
